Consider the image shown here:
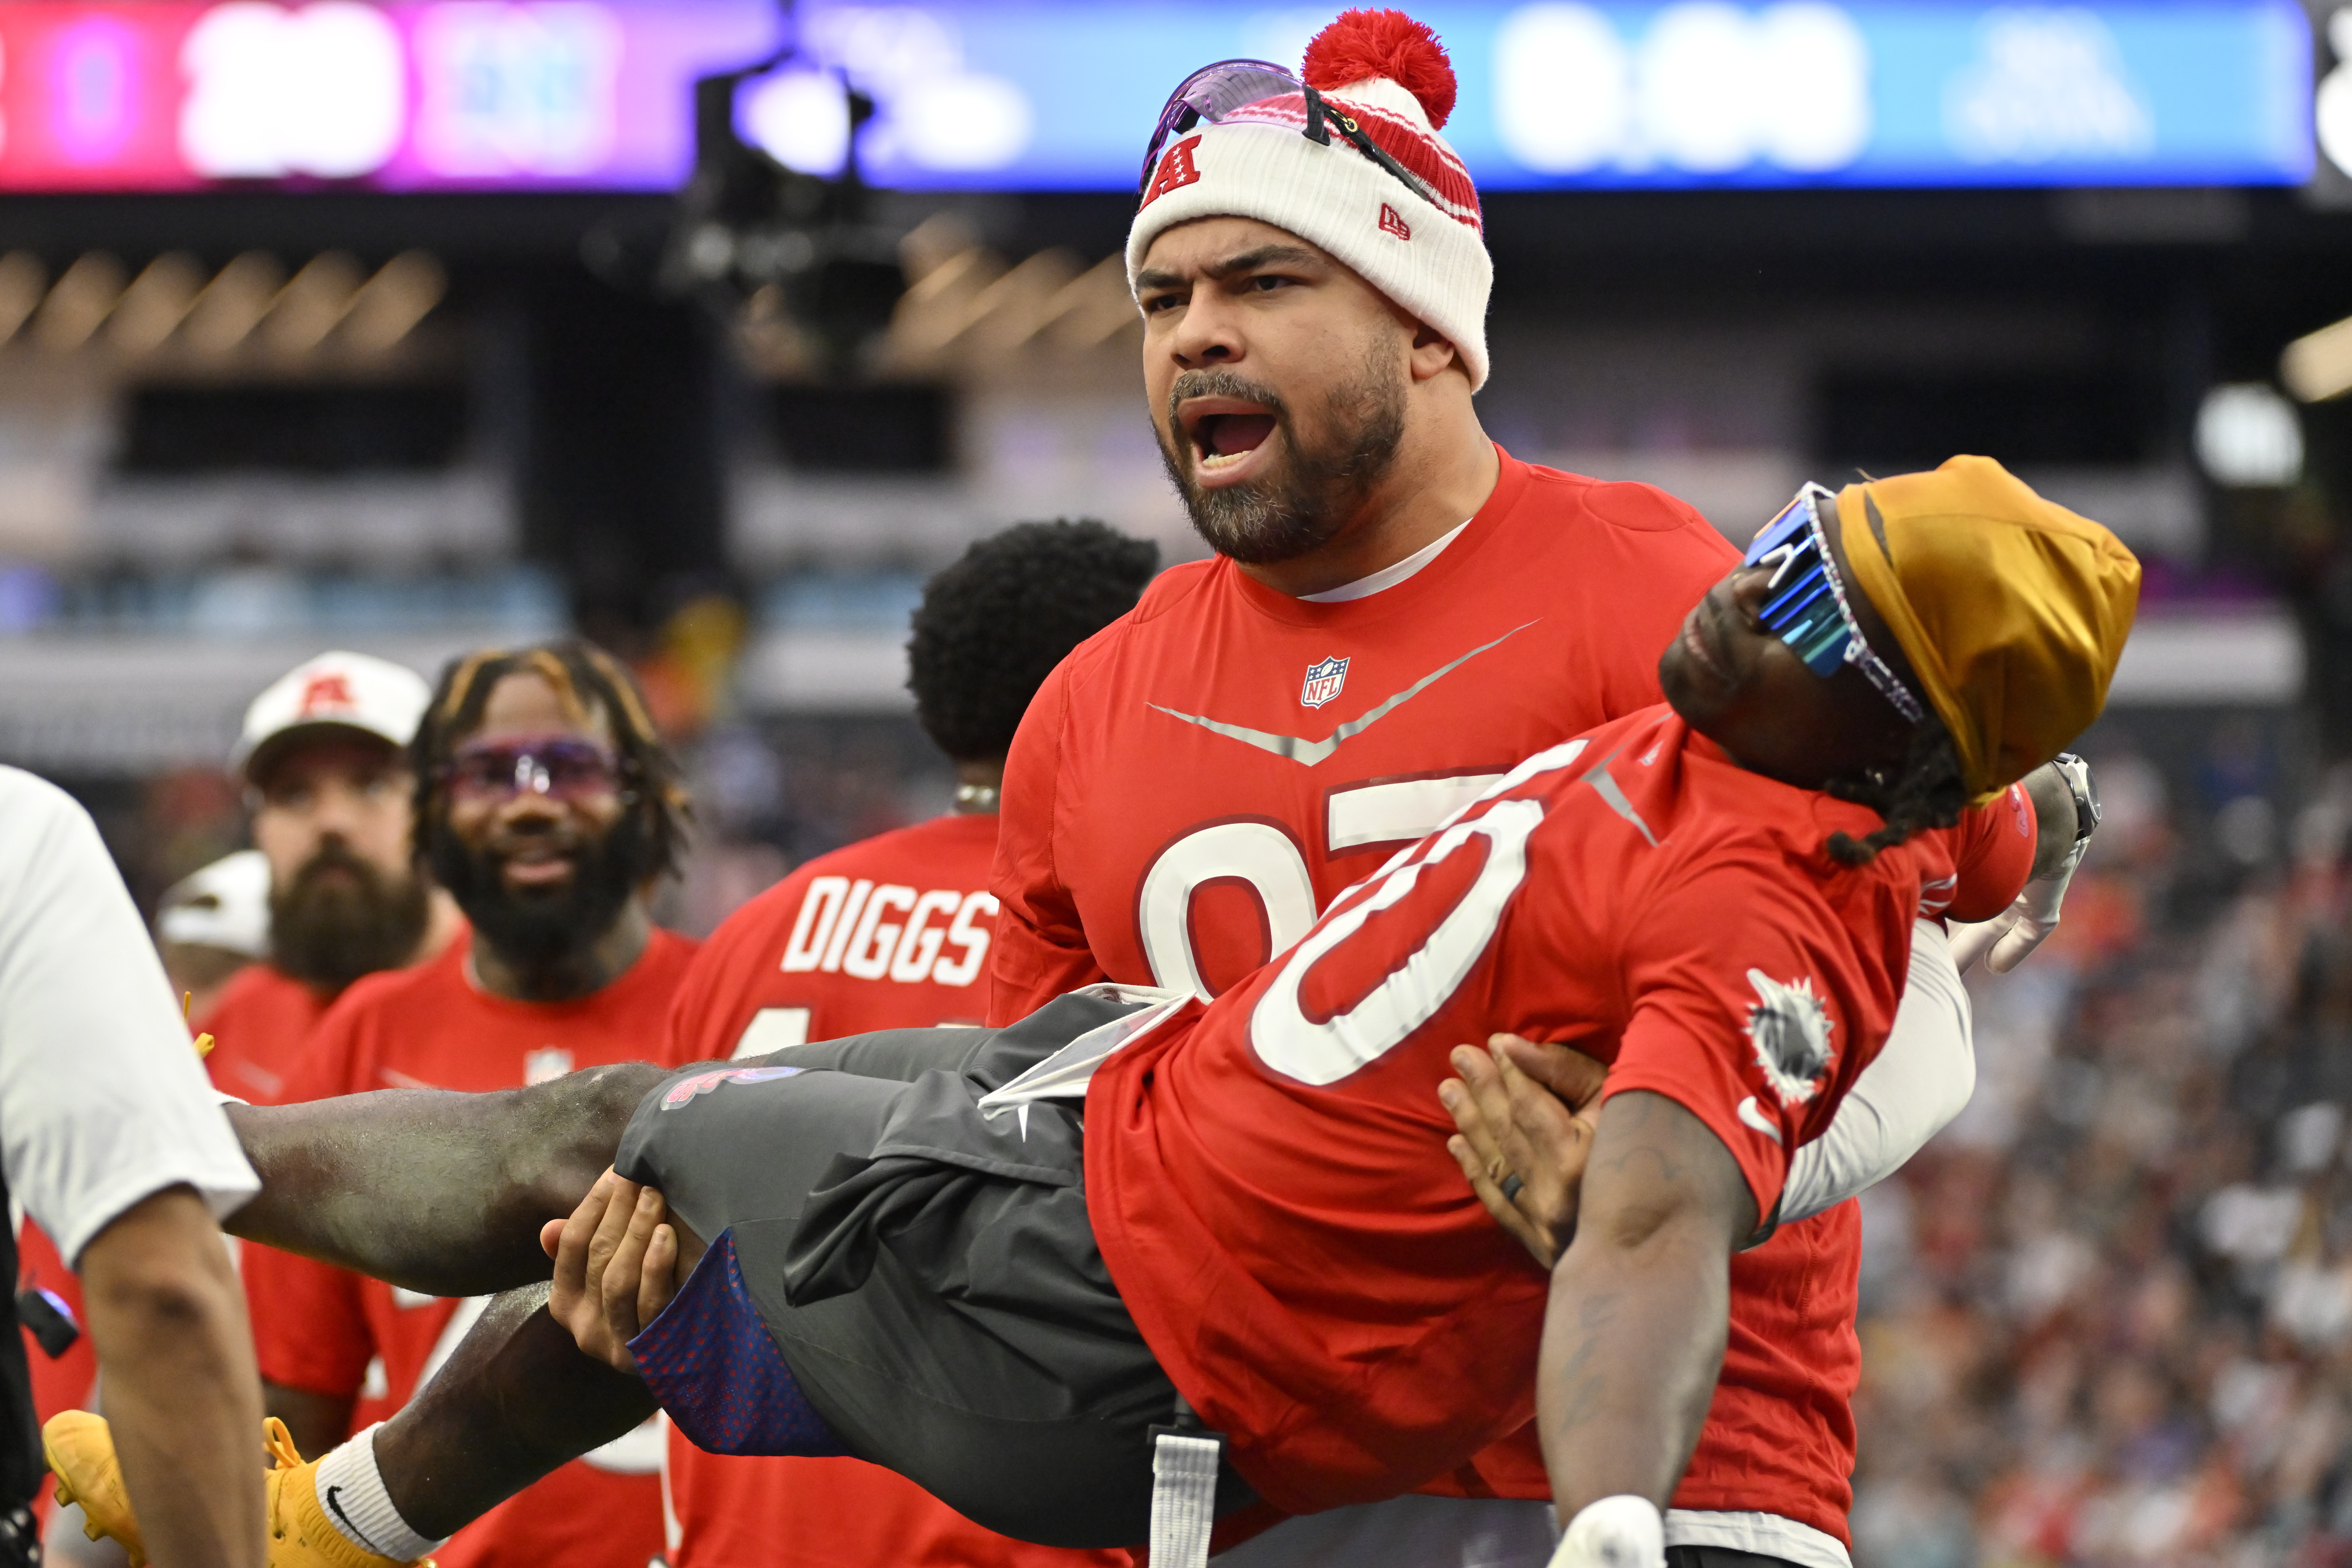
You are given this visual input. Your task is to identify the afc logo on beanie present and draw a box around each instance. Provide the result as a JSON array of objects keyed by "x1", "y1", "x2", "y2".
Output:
[{"x1": 1143, "y1": 135, "x2": 1204, "y2": 208}]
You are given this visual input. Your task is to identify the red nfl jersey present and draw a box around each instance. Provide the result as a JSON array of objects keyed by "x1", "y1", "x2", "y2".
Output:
[
  {"x1": 989, "y1": 451, "x2": 1738, "y2": 1021},
  {"x1": 1085, "y1": 709, "x2": 1986, "y2": 1523},
  {"x1": 987, "y1": 449, "x2": 2035, "y2": 1547},
  {"x1": 247, "y1": 931, "x2": 697, "y2": 1568},
  {"x1": 661, "y1": 813, "x2": 1132, "y2": 1568},
  {"x1": 668, "y1": 811, "x2": 1001, "y2": 1063}
]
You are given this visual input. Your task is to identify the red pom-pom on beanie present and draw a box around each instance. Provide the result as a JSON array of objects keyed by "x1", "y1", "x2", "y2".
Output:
[{"x1": 1302, "y1": 9, "x2": 1457, "y2": 130}]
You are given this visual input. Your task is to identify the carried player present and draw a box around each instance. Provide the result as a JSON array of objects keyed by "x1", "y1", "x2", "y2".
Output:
[
  {"x1": 236, "y1": 639, "x2": 699, "y2": 1568},
  {"x1": 992, "y1": 10, "x2": 2089, "y2": 1565},
  {"x1": 662, "y1": 519, "x2": 1157, "y2": 1568},
  {"x1": 45, "y1": 457, "x2": 2136, "y2": 1568}
]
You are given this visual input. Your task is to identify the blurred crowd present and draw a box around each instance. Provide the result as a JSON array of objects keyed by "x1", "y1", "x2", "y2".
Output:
[{"x1": 1852, "y1": 740, "x2": 2352, "y2": 1568}]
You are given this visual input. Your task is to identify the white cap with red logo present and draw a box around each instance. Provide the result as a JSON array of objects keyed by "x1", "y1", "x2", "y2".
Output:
[{"x1": 232, "y1": 650, "x2": 432, "y2": 780}]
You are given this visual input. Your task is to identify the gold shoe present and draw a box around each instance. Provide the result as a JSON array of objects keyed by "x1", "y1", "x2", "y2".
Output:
[
  {"x1": 45, "y1": 1411, "x2": 431, "y2": 1568},
  {"x1": 44, "y1": 1409, "x2": 145, "y2": 1565}
]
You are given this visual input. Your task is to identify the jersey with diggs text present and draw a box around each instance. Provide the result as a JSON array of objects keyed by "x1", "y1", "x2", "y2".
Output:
[
  {"x1": 661, "y1": 813, "x2": 1130, "y2": 1568},
  {"x1": 668, "y1": 812, "x2": 1001, "y2": 1064},
  {"x1": 1085, "y1": 709, "x2": 1978, "y2": 1527},
  {"x1": 198, "y1": 963, "x2": 332, "y2": 1106},
  {"x1": 246, "y1": 932, "x2": 697, "y2": 1568},
  {"x1": 987, "y1": 450, "x2": 1738, "y2": 1024}
]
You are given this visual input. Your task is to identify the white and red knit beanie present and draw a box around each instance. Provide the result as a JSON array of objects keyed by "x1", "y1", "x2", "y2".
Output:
[{"x1": 1126, "y1": 10, "x2": 1492, "y2": 389}]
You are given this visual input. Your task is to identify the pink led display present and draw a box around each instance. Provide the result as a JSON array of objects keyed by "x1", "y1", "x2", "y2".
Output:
[{"x1": 0, "y1": 1, "x2": 782, "y2": 191}]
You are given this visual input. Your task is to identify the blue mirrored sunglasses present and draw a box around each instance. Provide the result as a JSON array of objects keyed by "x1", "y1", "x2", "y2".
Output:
[{"x1": 1742, "y1": 485, "x2": 1925, "y2": 725}]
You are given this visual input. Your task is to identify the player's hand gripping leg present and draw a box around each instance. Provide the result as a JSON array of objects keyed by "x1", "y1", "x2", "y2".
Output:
[
  {"x1": 544, "y1": 1170, "x2": 704, "y2": 1375},
  {"x1": 1441, "y1": 1035, "x2": 1605, "y2": 1269}
]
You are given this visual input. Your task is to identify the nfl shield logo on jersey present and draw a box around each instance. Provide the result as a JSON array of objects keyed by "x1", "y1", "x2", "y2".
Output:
[{"x1": 1300, "y1": 655, "x2": 1350, "y2": 709}]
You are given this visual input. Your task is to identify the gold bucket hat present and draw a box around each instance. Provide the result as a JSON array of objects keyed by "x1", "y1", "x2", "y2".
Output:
[{"x1": 1834, "y1": 455, "x2": 2141, "y2": 802}]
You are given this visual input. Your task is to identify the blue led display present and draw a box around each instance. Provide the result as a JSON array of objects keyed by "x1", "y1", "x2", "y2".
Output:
[{"x1": 764, "y1": 0, "x2": 2314, "y2": 192}]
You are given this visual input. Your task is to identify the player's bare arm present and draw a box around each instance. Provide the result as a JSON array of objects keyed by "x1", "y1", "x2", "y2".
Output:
[{"x1": 1536, "y1": 1092, "x2": 1755, "y2": 1520}]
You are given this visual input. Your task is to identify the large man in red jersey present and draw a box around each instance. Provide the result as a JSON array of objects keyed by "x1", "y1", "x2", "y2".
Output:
[
  {"x1": 41, "y1": 456, "x2": 2136, "y2": 1568},
  {"x1": 987, "y1": 12, "x2": 2088, "y2": 1567},
  {"x1": 237, "y1": 639, "x2": 700, "y2": 1568},
  {"x1": 662, "y1": 519, "x2": 1158, "y2": 1568}
]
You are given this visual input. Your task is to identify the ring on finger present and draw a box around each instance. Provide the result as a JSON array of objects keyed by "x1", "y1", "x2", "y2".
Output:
[{"x1": 1500, "y1": 1172, "x2": 1525, "y2": 1202}]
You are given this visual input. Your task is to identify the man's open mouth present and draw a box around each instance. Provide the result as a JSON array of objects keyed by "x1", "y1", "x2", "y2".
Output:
[{"x1": 1180, "y1": 398, "x2": 1278, "y2": 474}]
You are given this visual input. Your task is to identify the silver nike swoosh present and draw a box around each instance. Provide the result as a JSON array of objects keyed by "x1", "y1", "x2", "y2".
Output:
[
  {"x1": 1149, "y1": 620, "x2": 1539, "y2": 767},
  {"x1": 1738, "y1": 1096, "x2": 1783, "y2": 1144}
]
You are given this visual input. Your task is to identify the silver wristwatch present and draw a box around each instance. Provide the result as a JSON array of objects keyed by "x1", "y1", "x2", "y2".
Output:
[{"x1": 2052, "y1": 752, "x2": 2099, "y2": 845}]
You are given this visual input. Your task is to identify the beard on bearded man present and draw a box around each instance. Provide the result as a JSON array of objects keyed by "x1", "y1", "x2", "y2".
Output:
[
  {"x1": 269, "y1": 840, "x2": 431, "y2": 995},
  {"x1": 424, "y1": 805, "x2": 658, "y2": 971},
  {"x1": 1156, "y1": 343, "x2": 1407, "y2": 566}
]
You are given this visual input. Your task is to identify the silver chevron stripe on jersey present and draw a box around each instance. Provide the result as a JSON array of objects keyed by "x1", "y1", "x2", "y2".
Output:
[
  {"x1": 1148, "y1": 620, "x2": 1539, "y2": 767},
  {"x1": 1579, "y1": 749, "x2": 1660, "y2": 846}
]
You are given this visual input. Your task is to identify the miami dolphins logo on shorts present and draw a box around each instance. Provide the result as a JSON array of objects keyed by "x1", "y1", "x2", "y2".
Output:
[
  {"x1": 662, "y1": 1065, "x2": 804, "y2": 1109},
  {"x1": 1744, "y1": 969, "x2": 1835, "y2": 1107}
]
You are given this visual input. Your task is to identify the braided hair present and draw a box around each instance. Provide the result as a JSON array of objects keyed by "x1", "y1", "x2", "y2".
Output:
[
  {"x1": 410, "y1": 638, "x2": 691, "y2": 879},
  {"x1": 1821, "y1": 720, "x2": 1968, "y2": 867}
]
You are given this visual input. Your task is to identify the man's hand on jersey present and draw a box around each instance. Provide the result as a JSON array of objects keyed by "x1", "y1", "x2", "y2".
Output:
[
  {"x1": 544, "y1": 1169, "x2": 690, "y2": 1375},
  {"x1": 1951, "y1": 761, "x2": 2084, "y2": 976},
  {"x1": 1440, "y1": 1036, "x2": 1606, "y2": 1270}
]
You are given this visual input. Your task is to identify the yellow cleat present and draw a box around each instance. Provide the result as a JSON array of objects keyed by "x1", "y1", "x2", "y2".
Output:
[
  {"x1": 44, "y1": 1409, "x2": 145, "y2": 1565},
  {"x1": 44, "y1": 1411, "x2": 430, "y2": 1568}
]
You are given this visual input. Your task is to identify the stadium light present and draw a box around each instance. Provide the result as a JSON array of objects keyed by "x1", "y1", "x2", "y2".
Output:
[{"x1": 2194, "y1": 384, "x2": 2303, "y2": 488}]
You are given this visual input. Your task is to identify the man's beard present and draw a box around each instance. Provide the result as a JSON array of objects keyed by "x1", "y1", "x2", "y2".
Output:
[
  {"x1": 425, "y1": 810, "x2": 656, "y2": 972},
  {"x1": 1156, "y1": 345, "x2": 1407, "y2": 565},
  {"x1": 270, "y1": 842, "x2": 431, "y2": 995}
]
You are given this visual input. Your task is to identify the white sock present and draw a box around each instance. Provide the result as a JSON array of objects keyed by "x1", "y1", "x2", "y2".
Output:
[
  {"x1": 1549, "y1": 1495, "x2": 1666, "y2": 1568},
  {"x1": 310, "y1": 1425, "x2": 450, "y2": 1562}
]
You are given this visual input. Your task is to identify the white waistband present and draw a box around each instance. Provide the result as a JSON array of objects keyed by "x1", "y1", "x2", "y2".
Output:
[{"x1": 1665, "y1": 1508, "x2": 1852, "y2": 1568}]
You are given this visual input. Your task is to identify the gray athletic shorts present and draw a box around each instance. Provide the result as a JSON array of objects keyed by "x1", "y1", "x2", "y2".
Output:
[{"x1": 613, "y1": 992, "x2": 1257, "y2": 1549}]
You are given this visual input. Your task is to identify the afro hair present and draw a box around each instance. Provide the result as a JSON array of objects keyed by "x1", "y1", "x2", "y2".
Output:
[{"x1": 907, "y1": 519, "x2": 1159, "y2": 763}]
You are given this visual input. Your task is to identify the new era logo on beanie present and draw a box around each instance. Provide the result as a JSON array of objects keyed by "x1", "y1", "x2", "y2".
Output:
[{"x1": 1126, "y1": 8, "x2": 1493, "y2": 389}]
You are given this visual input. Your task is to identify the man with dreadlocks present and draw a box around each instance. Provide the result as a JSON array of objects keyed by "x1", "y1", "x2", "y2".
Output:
[
  {"x1": 45, "y1": 456, "x2": 2136, "y2": 1568},
  {"x1": 234, "y1": 638, "x2": 699, "y2": 1568}
]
